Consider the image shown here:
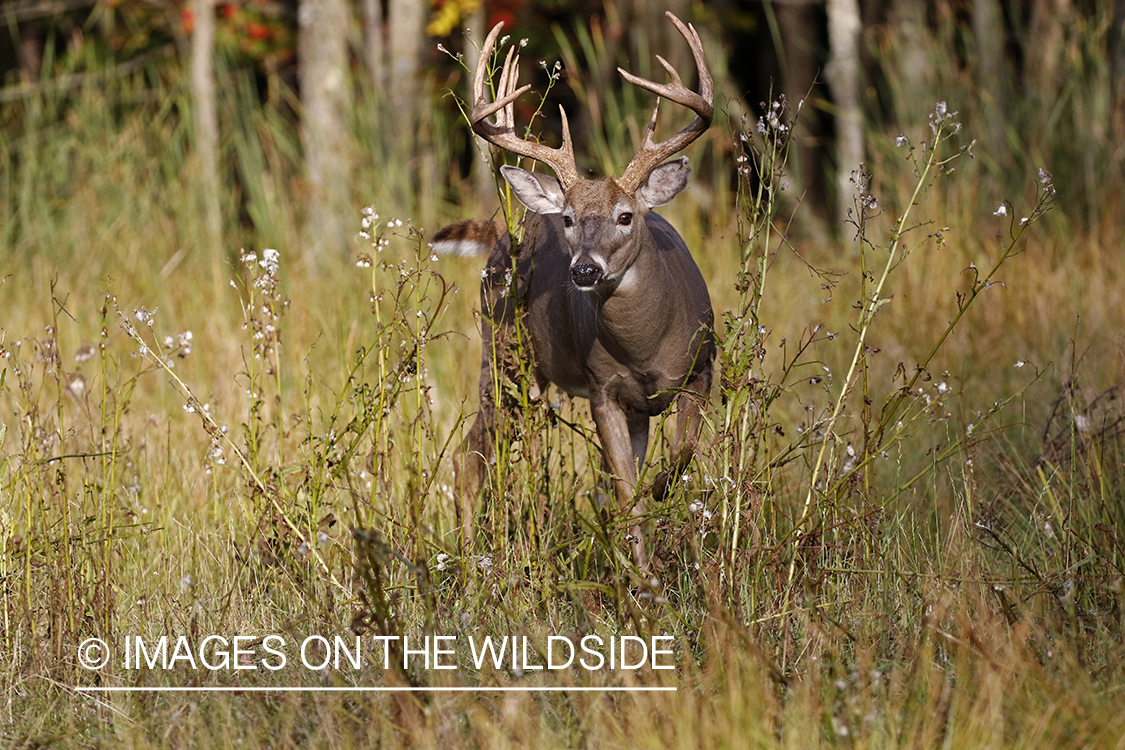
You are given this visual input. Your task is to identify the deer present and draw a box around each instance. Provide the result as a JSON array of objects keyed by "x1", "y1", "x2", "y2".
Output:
[{"x1": 433, "y1": 11, "x2": 714, "y2": 569}]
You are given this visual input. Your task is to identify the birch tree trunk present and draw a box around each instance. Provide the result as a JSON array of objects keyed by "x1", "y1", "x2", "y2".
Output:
[
  {"x1": 389, "y1": 0, "x2": 424, "y2": 148},
  {"x1": 826, "y1": 0, "x2": 864, "y2": 225},
  {"x1": 298, "y1": 0, "x2": 351, "y2": 260},
  {"x1": 363, "y1": 0, "x2": 386, "y2": 93},
  {"x1": 191, "y1": 0, "x2": 222, "y2": 295},
  {"x1": 465, "y1": 6, "x2": 493, "y2": 208}
]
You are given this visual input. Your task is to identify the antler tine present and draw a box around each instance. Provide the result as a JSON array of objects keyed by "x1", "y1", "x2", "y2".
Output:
[
  {"x1": 617, "y1": 11, "x2": 714, "y2": 194},
  {"x1": 469, "y1": 22, "x2": 579, "y2": 189},
  {"x1": 471, "y1": 23, "x2": 503, "y2": 114}
]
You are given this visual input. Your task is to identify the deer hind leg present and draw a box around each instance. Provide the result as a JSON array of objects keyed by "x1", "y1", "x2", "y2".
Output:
[
  {"x1": 455, "y1": 342, "x2": 498, "y2": 551},
  {"x1": 456, "y1": 252, "x2": 519, "y2": 553},
  {"x1": 653, "y1": 366, "x2": 712, "y2": 501}
]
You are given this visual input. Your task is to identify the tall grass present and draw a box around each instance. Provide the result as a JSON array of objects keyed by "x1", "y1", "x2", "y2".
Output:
[{"x1": 2, "y1": 15, "x2": 1125, "y2": 749}]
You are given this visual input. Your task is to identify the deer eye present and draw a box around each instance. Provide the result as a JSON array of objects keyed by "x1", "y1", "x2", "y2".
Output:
[
  {"x1": 617, "y1": 212, "x2": 633, "y2": 227},
  {"x1": 563, "y1": 215, "x2": 574, "y2": 228}
]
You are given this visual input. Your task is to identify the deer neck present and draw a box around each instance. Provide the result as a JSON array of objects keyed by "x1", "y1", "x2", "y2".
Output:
[{"x1": 581, "y1": 222, "x2": 675, "y2": 359}]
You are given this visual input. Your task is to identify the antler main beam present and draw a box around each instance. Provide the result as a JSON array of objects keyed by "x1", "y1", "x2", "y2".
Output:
[
  {"x1": 470, "y1": 23, "x2": 579, "y2": 189},
  {"x1": 617, "y1": 12, "x2": 714, "y2": 194},
  {"x1": 469, "y1": 12, "x2": 711, "y2": 196}
]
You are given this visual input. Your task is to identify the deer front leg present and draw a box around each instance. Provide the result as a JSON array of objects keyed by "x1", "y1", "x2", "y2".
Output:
[
  {"x1": 653, "y1": 365, "x2": 712, "y2": 500},
  {"x1": 590, "y1": 393, "x2": 651, "y2": 568}
]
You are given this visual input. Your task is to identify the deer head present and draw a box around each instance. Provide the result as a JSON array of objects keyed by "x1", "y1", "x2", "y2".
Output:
[{"x1": 470, "y1": 11, "x2": 713, "y2": 291}]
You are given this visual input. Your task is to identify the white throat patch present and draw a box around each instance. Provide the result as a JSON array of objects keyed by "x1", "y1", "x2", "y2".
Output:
[{"x1": 615, "y1": 265, "x2": 639, "y2": 293}]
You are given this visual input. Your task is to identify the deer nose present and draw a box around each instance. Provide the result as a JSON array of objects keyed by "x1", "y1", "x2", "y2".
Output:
[{"x1": 571, "y1": 263, "x2": 603, "y2": 288}]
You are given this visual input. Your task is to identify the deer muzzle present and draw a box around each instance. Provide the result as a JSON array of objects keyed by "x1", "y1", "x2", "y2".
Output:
[{"x1": 570, "y1": 263, "x2": 604, "y2": 288}]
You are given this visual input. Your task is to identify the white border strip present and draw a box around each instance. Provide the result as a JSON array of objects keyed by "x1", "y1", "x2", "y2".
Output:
[{"x1": 76, "y1": 686, "x2": 676, "y2": 693}]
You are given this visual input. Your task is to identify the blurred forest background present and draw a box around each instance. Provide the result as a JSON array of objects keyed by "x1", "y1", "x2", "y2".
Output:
[{"x1": 3, "y1": 0, "x2": 1122, "y2": 269}]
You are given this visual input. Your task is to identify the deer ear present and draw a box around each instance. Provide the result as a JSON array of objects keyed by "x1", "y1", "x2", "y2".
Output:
[
  {"x1": 637, "y1": 156, "x2": 690, "y2": 208},
  {"x1": 500, "y1": 166, "x2": 567, "y2": 214}
]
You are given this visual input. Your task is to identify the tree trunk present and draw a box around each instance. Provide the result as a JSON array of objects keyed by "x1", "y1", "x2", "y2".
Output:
[
  {"x1": 465, "y1": 6, "x2": 493, "y2": 208},
  {"x1": 363, "y1": 0, "x2": 386, "y2": 93},
  {"x1": 973, "y1": 0, "x2": 1007, "y2": 165},
  {"x1": 888, "y1": 0, "x2": 931, "y2": 129},
  {"x1": 299, "y1": 0, "x2": 352, "y2": 260},
  {"x1": 776, "y1": 1, "x2": 830, "y2": 231},
  {"x1": 388, "y1": 0, "x2": 425, "y2": 148},
  {"x1": 826, "y1": 0, "x2": 864, "y2": 225},
  {"x1": 191, "y1": 0, "x2": 223, "y2": 295}
]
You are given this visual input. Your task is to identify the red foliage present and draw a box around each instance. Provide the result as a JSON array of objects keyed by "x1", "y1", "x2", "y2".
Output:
[
  {"x1": 488, "y1": 10, "x2": 516, "y2": 29},
  {"x1": 486, "y1": 0, "x2": 527, "y2": 31},
  {"x1": 246, "y1": 22, "x2": 269, "y2": 41}
]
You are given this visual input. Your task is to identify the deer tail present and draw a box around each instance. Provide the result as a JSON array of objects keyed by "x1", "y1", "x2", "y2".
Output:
[{"x1": 431, "y1": 219, "x2": 501, "y2": 257}]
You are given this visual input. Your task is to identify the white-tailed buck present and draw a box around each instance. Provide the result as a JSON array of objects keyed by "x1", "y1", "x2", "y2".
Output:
[{"x1": 434, "y1": 12, "x2": 714, "y2": 568}]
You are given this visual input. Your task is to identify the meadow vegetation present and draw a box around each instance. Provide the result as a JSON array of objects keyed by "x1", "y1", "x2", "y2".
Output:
[{"x1": 3, "y1": 13, "x2": 1125, "y2": 750}]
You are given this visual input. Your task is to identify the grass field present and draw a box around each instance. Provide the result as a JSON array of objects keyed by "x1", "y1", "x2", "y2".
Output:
[{"x1": 3, "y1": 26, "x2": 1125, "y2": 749}]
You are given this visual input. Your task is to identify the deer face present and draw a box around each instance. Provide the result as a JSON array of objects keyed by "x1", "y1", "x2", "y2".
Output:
[{"x1": 500, "y1": 158, "x2": 691, "y2": 290}]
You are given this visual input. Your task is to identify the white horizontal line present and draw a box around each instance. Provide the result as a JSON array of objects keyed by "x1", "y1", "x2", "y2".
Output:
[{"x1": 75, "y1": 686, "x2": 676, "y2": 693}]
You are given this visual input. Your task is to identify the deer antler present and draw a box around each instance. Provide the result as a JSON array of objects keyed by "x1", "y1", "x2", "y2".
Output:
[
  {"x1": 470, "y1": 23, "x2": 579, "y2": 190},
  {"x1": 617, "y1": 12, "x2": 714, "y2": 194}
]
